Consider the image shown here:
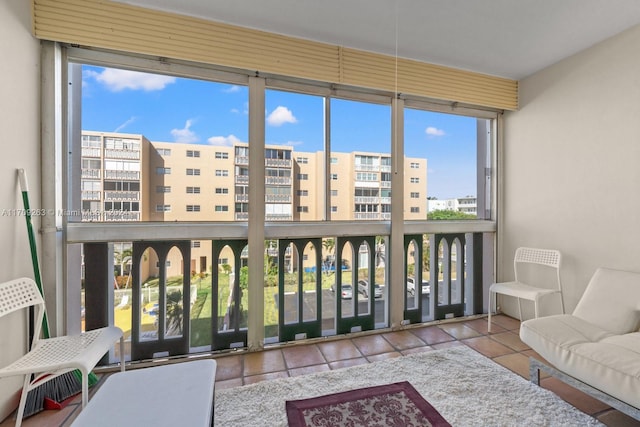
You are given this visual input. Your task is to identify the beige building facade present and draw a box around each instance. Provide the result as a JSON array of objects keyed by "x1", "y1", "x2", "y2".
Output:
[{"x1": 80, "y1": 131, "x2": 427, "y2": 276}]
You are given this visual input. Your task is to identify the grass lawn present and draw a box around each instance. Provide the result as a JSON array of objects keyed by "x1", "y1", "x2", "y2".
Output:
[{"x1": 109, "y1": 268, "x2": 386, "y2": 347}]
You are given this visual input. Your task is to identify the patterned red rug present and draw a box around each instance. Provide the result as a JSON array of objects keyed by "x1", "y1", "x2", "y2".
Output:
[{"x1": 285, "y1": 381, "x2": 451, "y2": 427}]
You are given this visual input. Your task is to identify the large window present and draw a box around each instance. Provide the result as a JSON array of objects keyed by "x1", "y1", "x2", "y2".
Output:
[
  {"x1": 330, "y1": 98, "x2": 391, "y2": 221},
  {"x1": 78, "y1": 64, "x2": 248, "y2": 223},
  {"x1": 265, "y1": 89, "x2": 324, "y2": 221},
  {"x1": 404, "y1": 108, "x2": 492, "y2": 220},
  {"x1": 63, "y1": 48, "x2": 496, "y2": 356}
]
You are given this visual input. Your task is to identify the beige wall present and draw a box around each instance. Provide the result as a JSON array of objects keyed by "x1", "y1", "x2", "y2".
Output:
[
  {"x1": 502, "y1": 24, "x2": 640, "y2": 317},
  {"x1": 0, "y1": 0, "x2": 42, "y2": 418}
]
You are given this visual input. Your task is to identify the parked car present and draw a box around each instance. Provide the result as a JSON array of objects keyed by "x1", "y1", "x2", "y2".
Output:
[
  {"x1": 357, "y1": 280, "x2": 384, "y2": 298},
  {"x1": 407, "y1": 277, "x2": 430, "y2": 296},
  {"x1": 330, "y1": 283, "x2": 353, "y2": 299},
  {"x1": 373, "y1": 283, "x2": 383, "y2": 298}
]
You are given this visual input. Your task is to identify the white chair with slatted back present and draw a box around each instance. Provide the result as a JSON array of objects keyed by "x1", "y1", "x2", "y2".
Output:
[
  {"x1": 0, "y1": 277, "x2": 124, "y2": 427},
  {"x1": 488, "y1": 247, "x2": 564, "y2": 332}
]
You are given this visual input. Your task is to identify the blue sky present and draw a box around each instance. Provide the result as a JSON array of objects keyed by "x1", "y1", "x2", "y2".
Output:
[{"x1": 82, "y1": 65, "x2": 478, "y2": 199}]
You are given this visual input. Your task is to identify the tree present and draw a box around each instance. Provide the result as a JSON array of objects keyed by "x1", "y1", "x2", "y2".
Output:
[
  {"x1": 114, "y1": 248, "x2": 133, "y2": 289},
  {"x1": 322, "y1": 238, "x2": 336, "y2": 274},
  {"x1": 166, "y1": 290, "x2": 183, "y2": 335},
  {"x1": 427, "y1": 209, "x2": 476, "y2": 220}
]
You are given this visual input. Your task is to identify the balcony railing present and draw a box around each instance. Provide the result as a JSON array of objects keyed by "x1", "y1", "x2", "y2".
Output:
[
  {"x1": 81, "y1": 168, "x2": 101, "y2": 179},
  {"x1": 266, "y1": 194, "x2": 292, "y2": 203},
  {"x1": 354, "y1": 212, "x2": 380, "y2": 220},
  {"x1": 81, "y1": 190, "x2": 101, "y2": 200},
  {"x1": 104, "y1": 170, "x2": 140, "y2": 180},
  {"x1": 235, "y1": 156, "x2": 249, "y2": 165},
  {"x1": 265, "y1": 176, "x2": 291, "y2": 186},
  {"x1": 354, "y1": 164, "x2": 380, "y2": 172},
  {"x1": 81, "y1": 148, "x2": 101, "y2": 158},
  {"x1": 235, "y1": 175, "x2": 249, "y2": 184},
  {"x1": 104, "y1": 149, "x2": 140, "y2": 160},
  {"x1": 265, "y1": 158, "x2": 292, "y2": 168},
  {"x1": 70, "y1": 219, "x2": 494, "y2": 364},
  {"x1": 104, "y1": 191, "x2": 140, "y2": 201}
]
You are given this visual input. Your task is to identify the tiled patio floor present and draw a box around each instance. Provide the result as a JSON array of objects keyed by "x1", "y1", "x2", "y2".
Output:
[{"x1": 2, "y1": 315, "x2": 638, "y2": 426}]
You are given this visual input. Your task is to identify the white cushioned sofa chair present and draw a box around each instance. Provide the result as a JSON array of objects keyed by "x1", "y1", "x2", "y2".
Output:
[{"x1": 520, "y1": 267, "x2": 640, "y2": 419}]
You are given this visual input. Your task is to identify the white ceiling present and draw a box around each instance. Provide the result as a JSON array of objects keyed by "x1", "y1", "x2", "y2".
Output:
[{"x1": 119, "y1": 0, "x2": 640, "y2": 80}]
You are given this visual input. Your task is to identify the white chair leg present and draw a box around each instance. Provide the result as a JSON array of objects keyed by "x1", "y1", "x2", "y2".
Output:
[
  {"x1": 14, "y1": 375, "x2": 31, "y2": 427},
  {"x1": 517, "y1": 298, "x2": 523, "y2": 321},
  {"x1": 82, "y1": 370, "x2": 89, "y2": 408},
  {"x1": 488, "y1": 291, "x2": 493, "y2": 332},
  {"x1": 119, "y1": 336, "x2": 125, "y2": 372}
]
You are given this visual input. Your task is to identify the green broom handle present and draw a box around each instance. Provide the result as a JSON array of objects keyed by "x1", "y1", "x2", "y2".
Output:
[{"x1": 18, "y1": 169, "x2": 51, "y2": 339}]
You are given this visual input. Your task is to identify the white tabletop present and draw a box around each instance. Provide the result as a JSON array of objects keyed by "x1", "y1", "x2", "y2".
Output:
[{"x1": 71, "y1": 359, "x2": 216, "y2": 427}]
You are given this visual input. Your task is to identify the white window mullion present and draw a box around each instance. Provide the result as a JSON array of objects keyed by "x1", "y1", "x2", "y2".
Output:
[{"x1": 247, "y1": 76, "x2": 266, "y2": 350}]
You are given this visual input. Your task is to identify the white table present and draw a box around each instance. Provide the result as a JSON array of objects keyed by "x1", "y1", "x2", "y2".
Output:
[{"x1": 71, "y1": 359, "x2": 217, "y2": 427}]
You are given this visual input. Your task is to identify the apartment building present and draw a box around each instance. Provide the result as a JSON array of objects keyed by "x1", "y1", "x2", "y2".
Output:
[
  {"x1": 427, "y1": 196, "x2": 477, "y2": 216},
  {"x1": 80, "y1": 131, "x2": 427, "y2": 275}
]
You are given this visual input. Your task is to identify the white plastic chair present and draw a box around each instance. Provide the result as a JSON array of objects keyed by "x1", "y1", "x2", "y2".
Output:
[
  {"x1": 0, "y1": 277, "x2": 124, "y2": 427},
  {"x1": 488, "y1": 247, "x2": 564, "y2": 332}
]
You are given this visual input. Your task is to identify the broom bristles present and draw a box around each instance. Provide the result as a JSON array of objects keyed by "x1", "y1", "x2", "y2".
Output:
[{"x1": 22, "y1": 371, "x2": 83, "y2": 418}]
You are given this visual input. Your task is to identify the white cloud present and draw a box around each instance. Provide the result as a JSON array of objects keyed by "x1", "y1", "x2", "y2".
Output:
[
  {"x1": 114, "y1": 116, "x2": 137, "y2": 133},
  {"x1": 171, "y1": 119, "x2": 199, "y2": 143},
  {"x1": 266, "y1": 106, "x2": 297, "y2": 126},
  {"x1": 223, "y1": 85, "x2": 241, "y2": 93},
  {"x1": 92, "y1": 68, "x2": 176, "y2": 92},
  {"x1": 425, "y1": 126, "x2": 445, "y2": 137},
  {"x1": 208, "y1": 134, "x2": 244, "y2": 146}
]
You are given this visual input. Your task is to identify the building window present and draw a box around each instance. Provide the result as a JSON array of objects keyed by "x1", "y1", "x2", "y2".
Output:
[
  {"x1": 215, "y1": 170, "x2": 229, "y2": 177},
  {"x1": 215, "y1": 205, "x2": 229, "y2": 212},
  {"x1": 186, "y1": 150, "x2": 200, "y2": 158},
  {"x1": 156, "y1": 167, "x2": 171, "y2": 175},
  {"x1": 218, "y1": 258, "x2": 229, "y2": 265},
  {"x1": 215, "y1": 152, "x2": 229, "y2": 159},
  {"x1": 330, "y1": 157, "x2": 338, "y2": 164},
  {"x1": 410, "y1": 162, "x2": 420, "y2": 169},
  {"x1": 191, "y1": 241, "x2": 201, "y2": 248},
  {"x1": 296, "y1": 190, "x2": 308, "y2": 196},
  {"x1": 331, "y1": 190, "x2": 338, "y2": 196},
  {"x1": 186, "y1": 205, "x2": 201, "y2": 212},
  {"x1": 355, "y1": 204, "x2": 378, "y2": 213},
  {"x1": 330, "y1": 173, "x2": 338, "y2": 180},
  {"x1": 186, "y1": 186, "x2": 201, "y2": 194},
  {"x1": 186, "y1": 168, "x2": 201, "y2": 176},
  {"x1": 356, "y1": 172, "x2": 377, "y2": 181},
  {"x1": 297, "y1": 206, "x2": 309, "y2": 213},
  {"x1": 297, "y1": 173, "x2": 308, "y2": 180},
  {"x1": 410, "y1": 177, "x2": 420, "y2": 183},
  {"x1": 215, "y1": 188, "x2": 229, "y2": 194},
  {"x1": 155, "y1": 204, "x2": 171, "y2": 212},
  {"x1": 156, "y1": 186, "x2": 171, "y2": 193},
  {"x1": 410, "y1": 192, "x2": 420, "y2": 198},
  {"x1": 296, "y1": 157, "x2": 308, "y2": 164},
  {"x1": 331, "y1": 206, "x2": 338, "y2": 212},
  {"x1": 410, "y1": 207, "x2": 420, "y2": 213},
  {"x1": 157, "y1": 148, "x2": 171, "y2": 156}
]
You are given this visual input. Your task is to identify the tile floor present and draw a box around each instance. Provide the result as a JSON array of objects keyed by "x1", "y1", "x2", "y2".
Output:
[{"x1": 2, "y1": 314, "x2": 639, "y2": 427}]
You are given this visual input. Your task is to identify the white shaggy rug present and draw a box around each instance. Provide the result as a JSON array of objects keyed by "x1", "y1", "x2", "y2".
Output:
[{"x1": 214, "y1": 345, "x2": 602, "y2": 427}]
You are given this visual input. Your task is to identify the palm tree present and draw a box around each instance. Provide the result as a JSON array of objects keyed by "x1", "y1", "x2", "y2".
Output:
[
  {"x1": 114, "y1": 247, "x2": 133, "y2": 289},
  {"x1": 166, "y1": 290, "x2": 183, "y2": 335},
  {"x1": 322, "y1": 238, "x2": 335, "y2": 274}
]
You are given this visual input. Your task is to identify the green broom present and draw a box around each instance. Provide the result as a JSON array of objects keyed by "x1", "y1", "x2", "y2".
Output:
[{"x1": 17, "y1": 169, "x2": 99, "y2": 417}]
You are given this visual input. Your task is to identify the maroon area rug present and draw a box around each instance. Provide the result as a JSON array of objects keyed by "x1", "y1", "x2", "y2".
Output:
[{"x1": 285, "y1": 381, "x2": 451, "y2": 427}]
